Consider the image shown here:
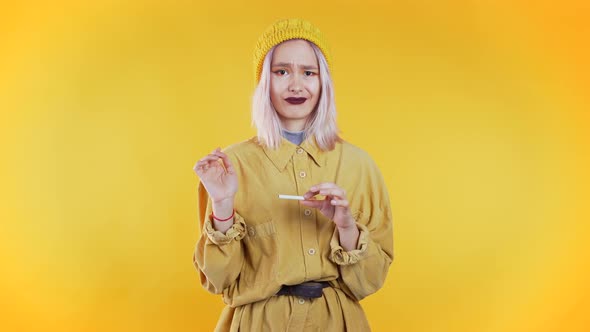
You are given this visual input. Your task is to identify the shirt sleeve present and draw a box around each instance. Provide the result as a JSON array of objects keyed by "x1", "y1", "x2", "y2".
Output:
[
  {"x1": 193, "y1": 181, "x2": 245, "y2": 295},
  {"x1": 328, "y1": 160, "x2": 395, "y2": 301},
  {"x1": 329, "y1": 221, "x2": 371, "y2": 265}
]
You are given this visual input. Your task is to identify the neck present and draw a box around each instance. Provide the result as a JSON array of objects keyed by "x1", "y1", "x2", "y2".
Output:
[
  {"x1": 280, "y1": 119, "x2": 306, "y2": 132},
  {"x1": 281, "y1": 128, "x2": 306, "y2": 146},
  {"x1": 282, "y1": 127, "x2": 304, "y2": 134}
]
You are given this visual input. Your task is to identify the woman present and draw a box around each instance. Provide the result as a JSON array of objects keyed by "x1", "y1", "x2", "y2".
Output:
[{"x1": 193, "y1": 18, "x2": 394, "y2": 331}]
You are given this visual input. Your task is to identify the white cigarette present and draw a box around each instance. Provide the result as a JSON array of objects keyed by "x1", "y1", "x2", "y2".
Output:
[{"x1": 278, "y1": 194, "x2": 305, "y2": 200}]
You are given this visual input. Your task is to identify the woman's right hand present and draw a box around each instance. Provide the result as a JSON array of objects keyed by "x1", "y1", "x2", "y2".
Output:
[{"x1": 193, "y1": 148, "x2": 238, "y2": 203}]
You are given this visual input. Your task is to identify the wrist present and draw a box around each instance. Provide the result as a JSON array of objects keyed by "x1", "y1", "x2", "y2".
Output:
[
  {"x1": 212, "y1": 198, "x2": 235, "y2": 220},
  {"x1": 213, "y1": 196, "x2": 234, "y2": 207},
  {"x1": 337, "y1": 221, "x2": 360, "y2": 252},
  {"x1": 337, "y1": 216, "x2": 356, "y2": 231},
  {"x1": 212, "y1": 209, "x2": 235, "y2": 222},
  {"x1": 337, "y1": 222, "x2": 357, "y2": 233}
]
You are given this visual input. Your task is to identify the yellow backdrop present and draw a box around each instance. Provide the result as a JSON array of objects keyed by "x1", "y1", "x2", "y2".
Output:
[{"x1": 1, "y1": 1, "x2": 589, "y2": 331}]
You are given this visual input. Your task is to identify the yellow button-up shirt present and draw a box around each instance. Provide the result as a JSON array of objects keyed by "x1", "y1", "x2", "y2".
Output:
[{"x1": 194, "y1": 137, "x2": 394, "y2": 331}]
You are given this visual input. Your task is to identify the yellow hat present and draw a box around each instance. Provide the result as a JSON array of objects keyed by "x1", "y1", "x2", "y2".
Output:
[{"x1": 253, "y1": 18, "x2": 332, "y2": 83}]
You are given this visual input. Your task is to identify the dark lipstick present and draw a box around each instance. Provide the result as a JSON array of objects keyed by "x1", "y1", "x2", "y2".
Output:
[{"x1": 285, "y1": 97, "x2": 307, "y2": 105}]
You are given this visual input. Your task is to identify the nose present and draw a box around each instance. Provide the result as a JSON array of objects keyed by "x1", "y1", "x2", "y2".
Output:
[{"x1": 288, "y1": 73, "x2": 303, "y2": 93}]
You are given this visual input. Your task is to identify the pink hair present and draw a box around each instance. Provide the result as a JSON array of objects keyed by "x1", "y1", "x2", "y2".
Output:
[{"x1": 251, "y1": 40, "x2": 341, "y2": 151}]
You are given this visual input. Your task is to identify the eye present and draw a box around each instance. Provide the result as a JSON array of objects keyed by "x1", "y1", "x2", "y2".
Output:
[
  {"x1": 304, "y1": 71, "x2": 317, "y2": 76},
  {"x1": 274, "y1": 69, "x2": 287, "y2": 76}
]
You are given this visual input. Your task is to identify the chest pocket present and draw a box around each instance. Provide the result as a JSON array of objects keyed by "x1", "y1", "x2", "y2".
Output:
[{"x1": 241, "y1": 219, "x2": 279, "y2": 286}]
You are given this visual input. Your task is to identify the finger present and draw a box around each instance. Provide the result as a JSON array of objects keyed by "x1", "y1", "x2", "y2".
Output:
[
  {"x1": 207, "y1": 152, "x2": 224, "y2": 159},
  {"x1": 213, "y1": 151, "x2": 235, "y2": 174},
  {"x1": 300, "y1": 200, "x2": 324, "y2": 209},
  {"x1": 198, "y1": 156, "x2": 225, "y2": 168},
  {"x1": 196, "y1": 158, "x2": 216, "y2": 166},
  {"x1": 194, "y1": 160, "x2": 208, "y2": 169},
  {"x1": 199, "y1": 155, "x2": 221, "y2": 163},
  {"x1": 318, "y1": 188, "x2": 346, "y2": 199},
  {"x1": 194, "y1": 161, "x2": 215, "y2": 172},
  {"x1": 195, "y1": 161, "x2": 214, "y2": 170},
  {"x1": 207, "y1": 151, "x2": 234, "y2": 174},
  {"x1": 303, "y1": 191, "x2": 331, "y2": 200},
  {"x1": 330, "y1": 198, "x2": 349, "y2": 207},
  {"x1": 195, "y1": 159, "x2": 224, "y2": 172},
  {"x1": 309, "y1": 182, "x2": 339, "y2": 191},
  {"x1": 304, "y1": 183, "x2": 335, "y2": 198},
  {"x1": 303, "y1": 190, "x2": 318, "y2": 200},
  {"x1": 194, "y1": 164, "x2": 210, "y2": 175}
]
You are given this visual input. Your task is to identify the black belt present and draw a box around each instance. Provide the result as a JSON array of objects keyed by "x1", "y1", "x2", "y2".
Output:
[{"x1": 276, "y1": 281, "x2": 330, "y2": 298}]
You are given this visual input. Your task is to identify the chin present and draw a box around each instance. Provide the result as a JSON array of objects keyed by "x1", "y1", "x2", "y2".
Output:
[{"x1": 284, "y1": 109, "x2": 313, "y2": 118}]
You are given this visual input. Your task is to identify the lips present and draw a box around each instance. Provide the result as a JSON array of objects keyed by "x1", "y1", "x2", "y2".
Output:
[{"x1": 285, "y1": 97, "x2": 307, "y2": 105}]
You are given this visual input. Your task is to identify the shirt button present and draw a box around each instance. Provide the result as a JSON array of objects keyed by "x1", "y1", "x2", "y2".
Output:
[
  {"x1": 299, "y1": 171, "x2": 306, "y2": 178},
  {"x1": 298, "y1": 298, "x2": 306, "y2": 304},
  {"x1": 248, "y1": 226, "x2": 256, "y2": 236},
  {"x1": 296, "y1": 148, "x2": 304, "y2": 154},
  {"x1": 304, "y1": 209, "x2": 312, "y2": 216},
  {"x1": 308, "y1": 248, "x2": 316, "y2": 255}
]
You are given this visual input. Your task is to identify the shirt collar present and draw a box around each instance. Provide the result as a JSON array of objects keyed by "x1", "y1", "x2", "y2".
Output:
[{"x1": 262, "y1": 136, "x2": 327, "y2": 172}]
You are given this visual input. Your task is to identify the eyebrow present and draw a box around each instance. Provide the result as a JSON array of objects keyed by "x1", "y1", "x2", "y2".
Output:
[{"x1": 271, "y1": 62, "x2": 319, "y2": 70}]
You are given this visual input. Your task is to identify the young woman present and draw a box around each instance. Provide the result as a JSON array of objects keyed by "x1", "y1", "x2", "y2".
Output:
[{"x1": 193, "y1": 18, "x2": 394, "y2": 331}]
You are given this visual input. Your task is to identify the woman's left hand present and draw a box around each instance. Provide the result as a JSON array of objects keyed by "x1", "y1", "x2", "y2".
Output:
[{"x1": 301, "y1": 183, "x2": 355, "y2": 229}]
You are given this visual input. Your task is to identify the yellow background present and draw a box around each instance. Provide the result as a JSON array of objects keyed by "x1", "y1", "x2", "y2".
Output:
[{"x1": 1, "y1": 0, "x2": 589, "y2": 331}]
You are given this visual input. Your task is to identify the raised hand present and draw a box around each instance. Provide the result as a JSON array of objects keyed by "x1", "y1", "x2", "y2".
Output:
[
  {"x1": 193, "y1": 148, "x2": 238, "y2": 204},
  {"x1": 300, "y1": 183, "x2": 355, "y2": 229},
  {"x1": 301, "y1": 182, "x2": 360, "y2": 250}
]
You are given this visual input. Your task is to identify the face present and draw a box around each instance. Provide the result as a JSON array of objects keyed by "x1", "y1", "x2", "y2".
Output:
[{"x1": 270, "y1": 39, "x2": 321, "y2": 132}]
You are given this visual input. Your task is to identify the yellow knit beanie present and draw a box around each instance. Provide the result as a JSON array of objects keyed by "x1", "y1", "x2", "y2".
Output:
[{"x1": 253, "y1": 18, "x2": 332, "y2": 83}]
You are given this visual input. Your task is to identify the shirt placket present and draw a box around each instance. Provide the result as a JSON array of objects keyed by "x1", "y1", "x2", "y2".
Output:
[{"x1": 293, "y1": 147, "x2": 322, "y2": 280}]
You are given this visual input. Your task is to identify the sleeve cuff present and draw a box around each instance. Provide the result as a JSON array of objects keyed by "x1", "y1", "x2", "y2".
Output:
[
  {"x1": 329, "y1": 222, "x2": 370, "y2": 265},
  {"x1": 203, "y1": 212, "x2": 247, "y2": 246}
]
